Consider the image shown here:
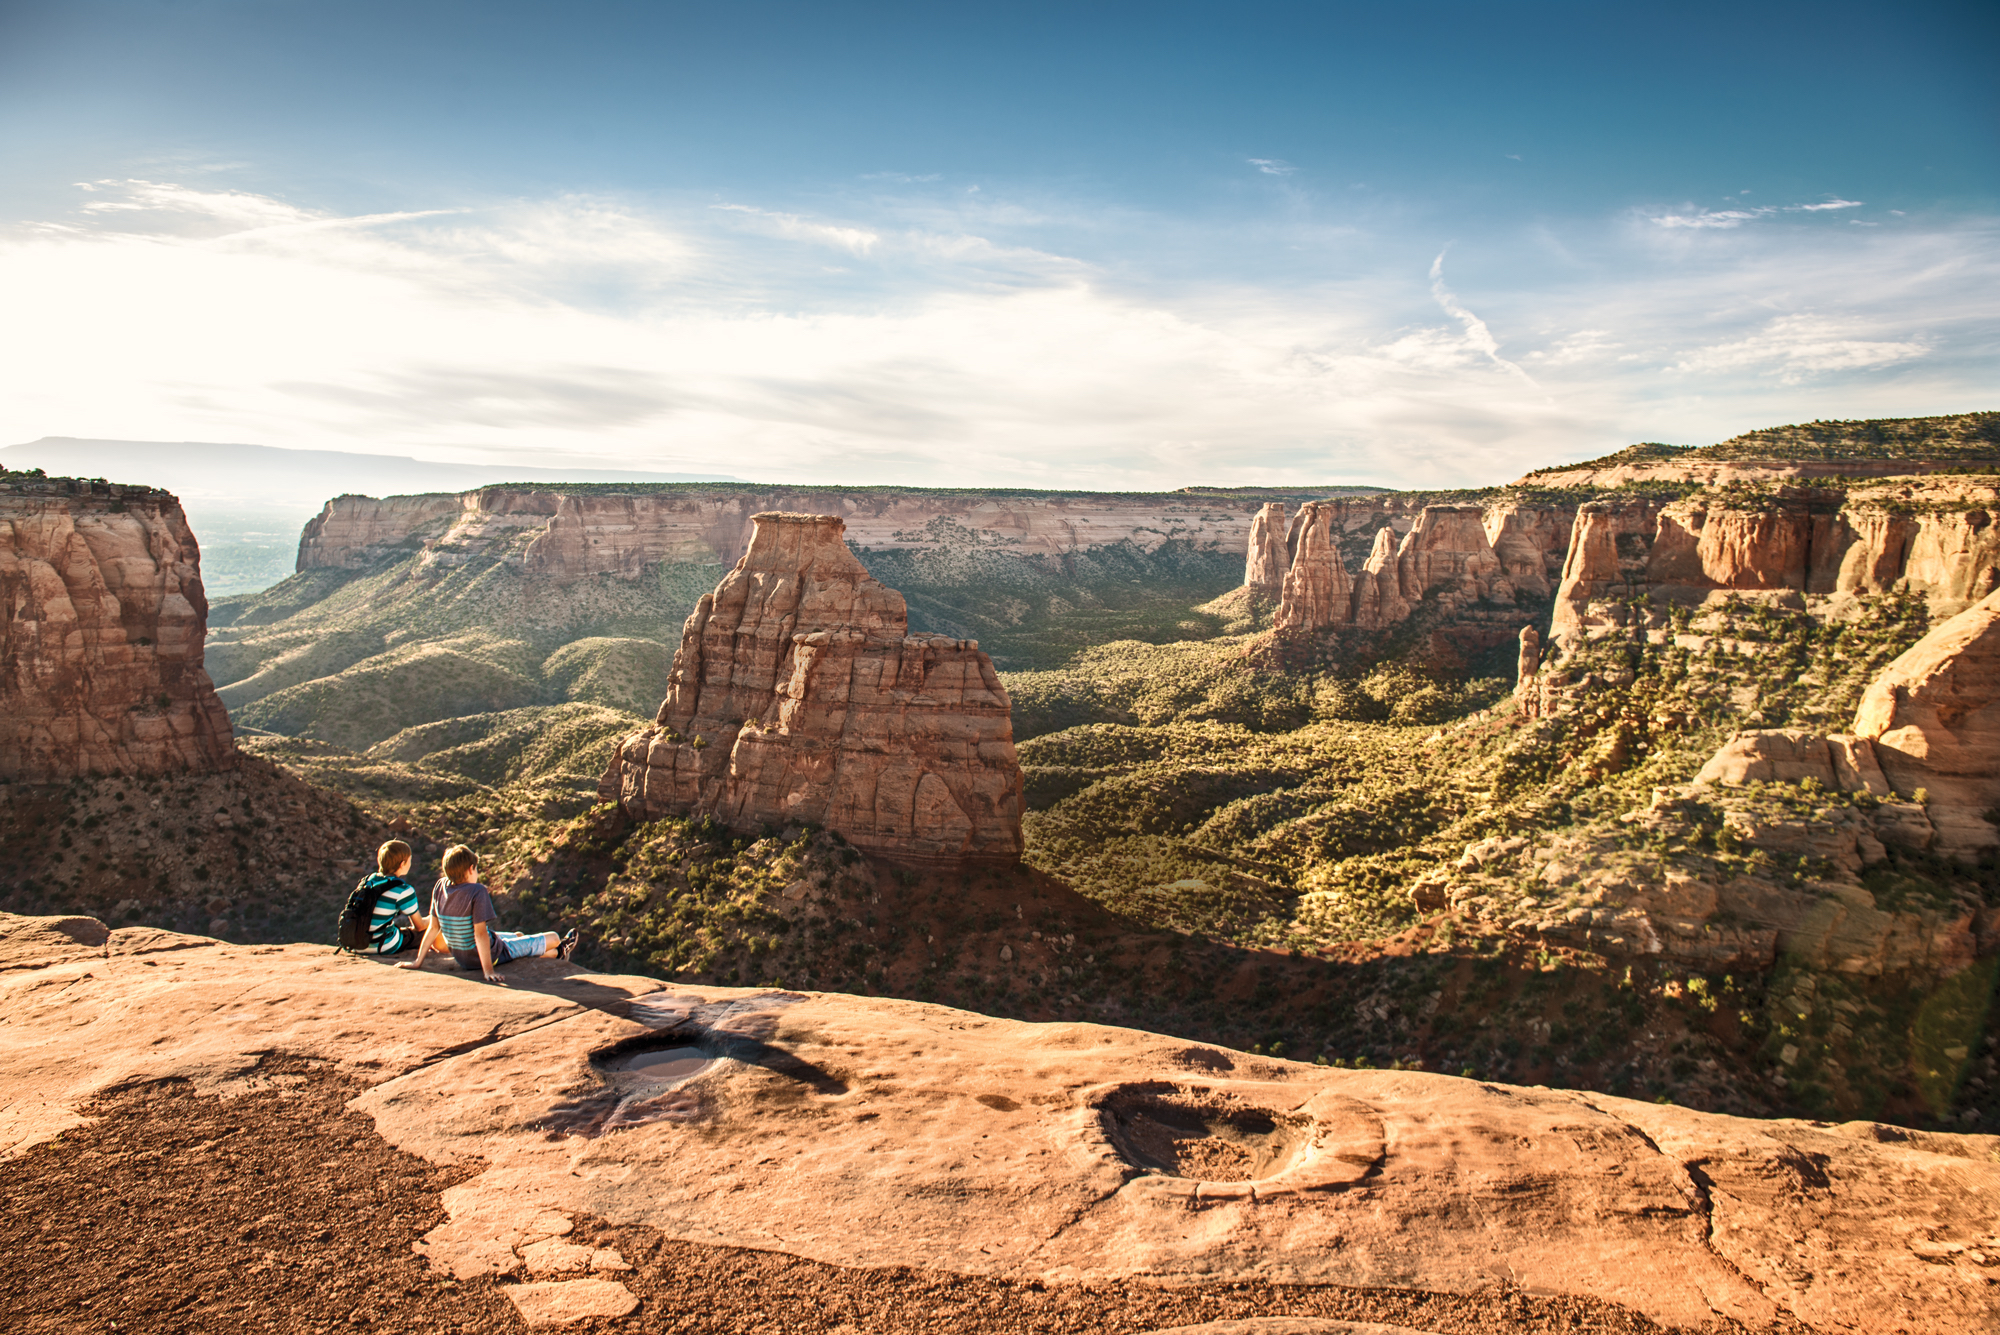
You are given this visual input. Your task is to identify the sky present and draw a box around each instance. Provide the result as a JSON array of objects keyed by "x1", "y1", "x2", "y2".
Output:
[{"x1": 0, "y1": 0, "x2": 1994, "y2": 490}]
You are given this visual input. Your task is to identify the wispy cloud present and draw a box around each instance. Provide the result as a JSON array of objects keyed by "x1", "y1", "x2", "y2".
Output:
[
  {"x1": 1672, "y1": 314, "x2": 1930, "y2": 382},
  {"x1": 1648, "y1": 197, "x2": 1866, "y2": 229},
  {"x1": 712, "y1": 203, "x2": 880, "y2": 255},
  {"x1": 1248, "y1": 158, "x2": 1295, "y2": 176},
  {"x1": 1428, "y1": 253, "x2": 1540, "y2": 389}
]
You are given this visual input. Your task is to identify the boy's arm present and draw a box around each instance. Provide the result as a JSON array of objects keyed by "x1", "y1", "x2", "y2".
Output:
[
  {"x1": 399, "y1": 929, "x2": 432, "y2": 968},
  {"x1": 474, "y1": 919, "x2": 502, "y2": 983}
]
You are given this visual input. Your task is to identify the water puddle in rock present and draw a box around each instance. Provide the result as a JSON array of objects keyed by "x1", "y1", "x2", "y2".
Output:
[{"x1": 614, "y1": 1046, "x2": 713, "y2": 1081}]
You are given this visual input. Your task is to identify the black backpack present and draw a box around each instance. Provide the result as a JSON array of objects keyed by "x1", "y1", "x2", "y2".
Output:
[{"x1": 337, "y1": 874, "x2": 400, "y2": 952}]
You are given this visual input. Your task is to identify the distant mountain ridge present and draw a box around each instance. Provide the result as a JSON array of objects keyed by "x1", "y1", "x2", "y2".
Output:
[{"x1": 1521, "y1": 411, "x2": 2000, "y2": 486}]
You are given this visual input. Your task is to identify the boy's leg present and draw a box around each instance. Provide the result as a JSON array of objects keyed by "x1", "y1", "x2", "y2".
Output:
[{"x1": 488, "y1": 931, "x2": 558, "y2": 963}]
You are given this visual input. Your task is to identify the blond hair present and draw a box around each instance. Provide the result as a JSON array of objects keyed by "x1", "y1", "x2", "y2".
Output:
[
  {"x1": 377, "y1": 839, "x2": 413, "y2": 875},
  {"x1": 441, "y1": 844, "x2": 479, "y2": 881}
]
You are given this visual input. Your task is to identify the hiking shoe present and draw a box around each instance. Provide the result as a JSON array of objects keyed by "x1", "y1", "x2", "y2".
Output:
[{"x1": 556, "y1": 929, "x2": 580, "y2": 961}]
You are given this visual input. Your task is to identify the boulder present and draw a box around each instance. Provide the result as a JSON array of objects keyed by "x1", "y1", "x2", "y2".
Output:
[{"x1": 600, "y1": 512, "x2": 1024, "y2": 867}]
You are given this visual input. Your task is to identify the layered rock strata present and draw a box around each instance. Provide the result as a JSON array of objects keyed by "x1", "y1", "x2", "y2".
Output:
[
  {"x1": 600, "y1": 512, "x2": 1024, "y2": 866},
  {"x1": 0, "y1": 477, "x2": 235, "y2": 781},
  {"x1": 7, "y1": 916, "x2": 1995, "y2": 1335},
  {"x1": 299, "y1": 486, "x2": 1348, "y2": 583},
  {"x1": 1549, "y1": 479, "x2": 2000, "y2": 649}
]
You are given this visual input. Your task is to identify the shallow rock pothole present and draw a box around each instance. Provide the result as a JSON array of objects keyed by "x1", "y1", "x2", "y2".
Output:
[{"x1": 1099, "y1": 1084, "x2": 1312, "y2": 1182}]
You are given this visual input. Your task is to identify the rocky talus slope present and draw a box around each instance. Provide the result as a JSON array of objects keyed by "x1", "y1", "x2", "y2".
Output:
[
  {"x1": 0, "y1": 476, "x2": 236, "y2": 780},
  {"x1": 7, "y1": 912, "x2": 1997, "y2": 1334},
  {"x1": 602, "y1": 512, "x2": 1025, "y2": 866}
]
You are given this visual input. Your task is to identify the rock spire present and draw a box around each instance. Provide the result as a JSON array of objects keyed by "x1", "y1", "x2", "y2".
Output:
[
  {"x1": 1243, "y1": 502, "x2": 1289, "y2": 592},
  {"x1": 599, "y1": 512, "x2": 1024, "y2": 866}
]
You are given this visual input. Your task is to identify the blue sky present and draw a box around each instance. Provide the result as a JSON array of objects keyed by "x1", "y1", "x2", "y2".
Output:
[{"x1": 1, "y1": 0, "x2": 1994, "y2": 488}]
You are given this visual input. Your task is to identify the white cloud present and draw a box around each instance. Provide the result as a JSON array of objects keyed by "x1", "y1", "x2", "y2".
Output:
[
  {"x1": 1648, "y1": 198, "x2": 1867, "y2": 229},
  {"x1": 1248, "y1": 159, "x2": 1296, "y2": 176},
  {"x1": 1672, "y1": 314, "x2": 1930, "y2": 382},
  {"x1": 0, "y1": 178, "x2": 1992, "y2": 491},
  {"x1": 712, "y1": 204, "x2": 880, "y2": 255}
]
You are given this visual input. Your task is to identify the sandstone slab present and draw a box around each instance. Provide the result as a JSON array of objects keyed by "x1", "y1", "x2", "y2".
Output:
[
  {"x1": 2, "y1": 913, "x2": 1992, "y2": 1333},
  {"x1": 503, "y1": 1278, "x2": 640, "y2": 1327}
]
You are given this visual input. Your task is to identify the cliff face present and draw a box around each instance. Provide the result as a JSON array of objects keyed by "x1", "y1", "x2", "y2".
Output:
[
  {"x1": 299, "y1": 486, "x2": 1335, "y2": 583},
  {"x1": 0, "y1": 478, "x2": 235, "y2": 781},
  {"x1": 1549, "y1": 479, "x2": 2000, "y2": 650},
  {"x1": 600, "y1": 512, "x2": 1024, "y2": 867},
  {"x1": 1242, "y1": 502, "x2": 1287, "y2": 591}
]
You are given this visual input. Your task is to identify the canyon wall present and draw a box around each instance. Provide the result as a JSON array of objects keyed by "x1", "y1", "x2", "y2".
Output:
[
  {"x1": 1550, "y1": 479, "x2": 2000, "y2": 648},
  {"x1": 600, "y1": 512, "x2": 1024, "y2": 867},
  {"x1": 0, "y1": 478, "x2": 236, "y2": 781},
  {"x1": 298, "y1": 486, "x2": 1350, "y2": 583}
]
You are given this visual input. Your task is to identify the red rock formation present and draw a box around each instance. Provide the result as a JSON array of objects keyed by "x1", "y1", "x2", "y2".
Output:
[
  {"x1": 1483, "y1": 501, "x2": 1577, "y2": 597},
  {"x1": 1272, "y1": 503, "x2": 1351, "y2": 631},
  {"x1": 1854, "y1": 589, "x2": 2000, "y2": 852},
  {"x1": 300, "y1": 486, "x2": 1340, "y2": 584},
  {"x1": 1349, "y1": 527, "x2": 1407, "y2": 628},
  {"x1": 1242, "y1": 502, "x2": 1288, "y2": 591},
  {"x1": 0, "y1": 478, "x2": 236, "y2": 781},
  {"x1": 1515, "y1": 625, "x2": 1540, "y2": 708},
  {"x1": 1395, "y1": 504, "x2": 1505, "y2": 605},
  {"x1": 600, "y1": 512, "x2": 1023, "y2": 866},
  {"x1": 1548, "y1": 498, "x2": 1663, "y2": 644}
]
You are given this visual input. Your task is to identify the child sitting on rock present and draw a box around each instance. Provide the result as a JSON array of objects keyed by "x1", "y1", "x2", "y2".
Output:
[
  {"x1": 354, "y1": 839, "x2": 431, "y2": 954},
  {"x1": 402, "y1": 844, "x2": 576, "y2": 983}
]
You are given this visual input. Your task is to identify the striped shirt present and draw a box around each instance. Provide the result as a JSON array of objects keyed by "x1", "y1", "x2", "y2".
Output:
[
  {"x1": 431, "y1": 879, "x2": 499, "y2": 971},
  {"x1": 359, "y1": 875, "x2": 419, "y2": 953}
]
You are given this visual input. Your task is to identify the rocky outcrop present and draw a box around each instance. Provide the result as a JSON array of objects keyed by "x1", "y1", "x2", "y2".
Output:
[
  {"x1": 1242, "y1": 502, "x2": 1287, "y2": 591},
  {"x1": 299, "y1": 486, "x2": 1340, "y2": 584},
  {"x1": 0, "y1": 478, "x2": 235, "y2": 781},
  {"x1": 1548, "y1": 498, "x2": 1663, "y2": 644},
  {"x1": 1483, "y1": 500, "x2": 1575, "y2": 597},
  {"x1": 1394, "y1": 504, "x2": 1506, "y2": 606},
  {"x1": 1515, "y1": 625, "x2": 1540, "y2": 706},
  {"x1": 9, "y1": 915, "x2": 1997, "y2": 1334},
  {"x1": 1854, "y1": 588, "x2": 2000, "y2": 852},
  {"x1": 1549, "y1": 480, "x2": 2000, "y2": 650},
  {"x1": 1272, "y1": 503, "x2": 1350, "y2": 631},
  {"x1": 600, "y1": 512, "x2": 1023, "y2": 866},
  {"x1": 1348, "y1": 526, "x2": 1407, "y2": 628}
]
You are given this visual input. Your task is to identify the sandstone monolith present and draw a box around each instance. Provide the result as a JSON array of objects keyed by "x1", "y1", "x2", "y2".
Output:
[
  {"x1": 1243, "y1": 502, "x2": 1288, "y2": 592},
  {"x1": 600, "y1": 512, "x2": 1023, "y2": 866},
  {"x1": 1273, "y1": 503, "x2": 1351, "y2": 631}
]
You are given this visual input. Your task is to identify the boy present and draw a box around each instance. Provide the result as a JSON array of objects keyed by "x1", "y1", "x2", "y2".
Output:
[
  {"x1": 356, "y1": 839, "x2": 430, "y2": 954},
  {"x1": 402, "y1": 844, "x2": 577, "y2": 983}
]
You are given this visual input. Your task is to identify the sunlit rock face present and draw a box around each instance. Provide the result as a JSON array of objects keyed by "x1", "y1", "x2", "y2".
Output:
[
  {"x1": 0, "y1": 478, "x2": 236, "y2": 781},
  {"x1": 1242, "y1": 502, "x2": 1288, "y2": 592},
  {"x1": 1272, "y1": 502, "x2": 1350, "y2": 631},
  {"x1": 601, "y1": 512, "x2": 1024, "y2": 867}
]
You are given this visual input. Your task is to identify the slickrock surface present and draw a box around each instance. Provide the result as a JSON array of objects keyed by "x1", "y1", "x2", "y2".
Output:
[
  {"x1": 4, "y1": 912, "x2": 1995, "y2": 1334},
  {"x1": 601, "y1": 512, "x2": 1024, "y2": 866},
  {"x1": 0, "y1": 476, "x2": 236, "y2": 781}
]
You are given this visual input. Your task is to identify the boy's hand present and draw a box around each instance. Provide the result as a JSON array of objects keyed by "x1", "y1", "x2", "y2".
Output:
[
  {"x1": 398, "y1": 959, "x2": 425, "y2": 969},
  {"x1": 482, "y1": 970, "x2": 506, "y2": 984}
]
